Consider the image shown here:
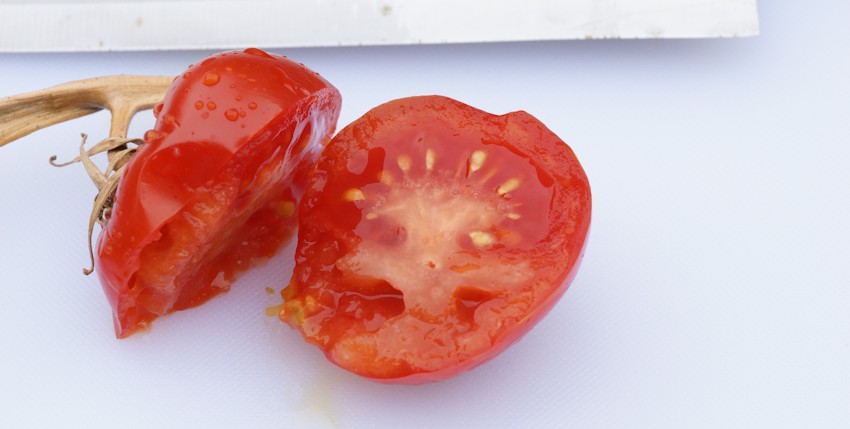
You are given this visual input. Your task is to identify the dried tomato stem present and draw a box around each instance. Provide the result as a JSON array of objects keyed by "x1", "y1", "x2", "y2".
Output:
[
  {"x1": 0, "y1": 75, "x2": 174, "y2": 274},
  {"x1": 0, "y1": 75, "x2": 173, "y2": 147}
]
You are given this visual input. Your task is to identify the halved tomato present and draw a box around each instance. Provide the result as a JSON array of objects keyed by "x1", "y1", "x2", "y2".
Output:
[
  {"x1": 280, "y1": 96, "x2": 591, "y2": 383},
  {"x1": 97, "y1": 49, "x2": 342, "y2": 338}
]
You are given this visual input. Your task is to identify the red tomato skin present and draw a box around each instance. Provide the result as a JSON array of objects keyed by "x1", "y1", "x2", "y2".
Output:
[
  {"x1": 282, "y1": 96, "x2": 591, "y2": 383},
  {"x1": 96, "y1": 49, "x2": 341, "y2": 338}
]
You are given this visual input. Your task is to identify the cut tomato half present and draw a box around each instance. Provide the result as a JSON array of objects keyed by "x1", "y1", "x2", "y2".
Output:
[
  {"x1": 281, "y1": 96, "x2": 590, "y2": 383},
  {"x1": 96, "y1": 49, "x2": 342, "y2": 337}
]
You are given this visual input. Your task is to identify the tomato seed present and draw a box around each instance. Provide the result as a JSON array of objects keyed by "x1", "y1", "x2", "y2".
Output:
[
  {"x1": 497, "y1": 178, "x2": 521, "y2": 196},
  {"x1": 425, "y1": 149, "x2": 435, "y2": 170},
  {"x1": 469, "y1": 231, "x2": 496, "y2": 248},
  {"x1": 397, "y1": 155, "x2": 412, "y2": 173},
  {"x1": 469, "y1": 150, "x2": 487, "y2": 174},
  {"x1": 344, "y1": 188, "x2": 366, "y2": 201}
]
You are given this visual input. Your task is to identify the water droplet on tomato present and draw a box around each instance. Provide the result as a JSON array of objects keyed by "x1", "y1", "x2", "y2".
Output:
[
  {"x1": 497, "y1": 203, "x2": 507, "y2": 212},
  {"x1": 194, "y1": 101, "x2": 203, "y2": 110},
  {"x1": 248, "y1": 102, "x2": 257, "y2": 110},
  {"x1": 153, "y1": 103, "x2": 163, "y2": 117},
  {"x1": 240, "y1": 124, "x2": 246, "y2": 129},
  {"x1": 244, "y1": 47, "x2": 273, "y2": 58},
  {"x1": 225, "y1": 108, "x2": 239, "y2": 121},
  {"x1": 225, "y1": 66, "x2": 233, "y2": 72},
  {"x1": 182, "y1": 72, "x2": 191, "y2": 79},
  {"x1": 207, "y1": 101, "x2": 217, "y2": 111},
  {"x1": 239, "y1": 109, "x2": 246, "y2": 118},
  {"x1": 143, "y1": 130, "x2": 159, "y2": 141},
  {"x1": 201, "y1": 57, "x2": 215, "y2": 66},
  {"x1": 229, "y1": 83, "x2": 236, "y2": 89},
  {"x1": 201, "y1": 111, "x2": 210, "y2": 119},
  {"x1": 450, "y1": 187, "x2": 460, "y2": 195},
  {"x1": 203, "y1": 72, "x2": 220, "y2": 86},
  {"x1": 236, "y1": 95, "x2": 243, "y2": 101}
]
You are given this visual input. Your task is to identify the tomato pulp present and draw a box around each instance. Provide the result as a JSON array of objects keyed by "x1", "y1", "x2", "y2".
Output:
[
  {"x1": 281, "y1": 96, "x2": 591, "y2": 383},
  {"x1": 96, "y1": 49, "x2": 342, "y2": 338}
]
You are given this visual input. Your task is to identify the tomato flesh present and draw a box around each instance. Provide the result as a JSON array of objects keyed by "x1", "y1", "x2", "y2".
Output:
[
  {"x1": 96, "y1": 49, "x2": 341, "y2": 338},
  {"x1": 281, "y1": 96, "x2": 590, "y2": 383}
]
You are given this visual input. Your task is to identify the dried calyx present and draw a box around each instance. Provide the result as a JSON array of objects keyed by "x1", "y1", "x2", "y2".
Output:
[
  {"x1": 0, "y1": 75, "x2": 173, "y2": 274},
  {"x1": 51, "y1": 134, "x2": 145, "y2": 275}
]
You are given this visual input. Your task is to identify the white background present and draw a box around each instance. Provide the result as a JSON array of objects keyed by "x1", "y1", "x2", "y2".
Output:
[{"x1": 1, "y1": 2, "x2": 848, "y2": 428}]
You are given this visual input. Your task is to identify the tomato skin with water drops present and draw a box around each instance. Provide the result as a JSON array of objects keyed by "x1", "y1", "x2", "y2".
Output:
[
  {"x1": 281, "y1": 96, "x2": 591, "y2": 383},
  {"x1": 96, "y1": 49, "x2": 342, "y2": 338}
]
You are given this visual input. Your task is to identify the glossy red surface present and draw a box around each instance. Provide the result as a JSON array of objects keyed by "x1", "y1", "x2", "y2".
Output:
[{"x1": 96, "y1": 49, "x2": 341, "y2": 337}]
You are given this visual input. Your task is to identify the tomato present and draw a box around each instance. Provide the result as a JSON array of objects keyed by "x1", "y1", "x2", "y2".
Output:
[
  {"x1": 96, "y1": 49, "x2": 342, "y2": 338},
  {"x1": 280, "y1": 96, "x2": 591, "y2": 383}
]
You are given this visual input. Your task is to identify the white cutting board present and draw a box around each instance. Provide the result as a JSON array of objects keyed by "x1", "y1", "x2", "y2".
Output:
[{"x1": 0, "y1": 0, "x2": 759, "y2": 52}]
